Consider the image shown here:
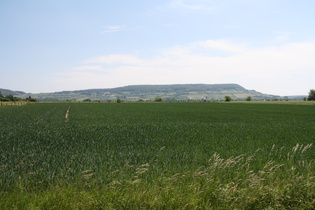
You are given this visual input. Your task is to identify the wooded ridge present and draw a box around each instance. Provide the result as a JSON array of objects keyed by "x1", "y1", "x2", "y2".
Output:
[{"x1": 1, "y1": 84, "x2": 288, "y2": 101}]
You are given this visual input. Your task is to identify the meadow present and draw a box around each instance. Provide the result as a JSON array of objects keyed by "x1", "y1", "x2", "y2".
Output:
[{"x1": 0, "y1": 102, "x2": 314, "y2": 209}]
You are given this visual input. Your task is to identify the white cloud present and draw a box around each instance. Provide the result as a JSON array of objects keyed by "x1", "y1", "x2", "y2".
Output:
[
  {"x1": 85, "y1": 54, "x2": 144, "y2": 65},
  {"x1": 162, "y1": 23, "x2": 177, "y2": 27},
  {"x1": 170, "y1": 0, "x2": 203, "y2": 10},
  {"x1": 194, "y1": 39, "x2": 250, "y2": 54},
  {"x1": 51, "y1": 39, "x2": 315, "y2": 95},
  {"x1": 72, "y1": 66, "x2": 104, "y2": 71},
  {"x1": 156, "y1": 0, "x2": 214, "y2": 13},
  {"x1": 101, "y1": 25, "x2": 140, "y2": 33},
  {"x1": 273, "y1": 31, "x2": 291, "y2": 42}
]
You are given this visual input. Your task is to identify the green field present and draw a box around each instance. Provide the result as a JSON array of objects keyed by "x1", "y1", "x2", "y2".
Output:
[{"x1": 1, "y1": 102, "x2": 314, "y2": 209}]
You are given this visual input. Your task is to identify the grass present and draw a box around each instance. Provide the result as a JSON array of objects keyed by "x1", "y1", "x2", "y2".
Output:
[
  {"x1": 1, "y1": 145, "x2": 314, "y2": 209},
  {"x1": 0, "y1": 102, "x2": 314, "y2": 209}
]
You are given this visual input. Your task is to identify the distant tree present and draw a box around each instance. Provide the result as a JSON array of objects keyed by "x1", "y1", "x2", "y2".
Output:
[
  {"x1": 303, "y1": 97, "x2": 307, "y2": 101},
  {"x1": 83, "y1": 99, "x2": 91, "y2": 102},
  {"x1": 246, "y1": 96, "x2": 252, "y2": 101},
  {"x1": 307, "y1": 89, "x2": 315, "y2": 101},
  {"x1": 5, "y1": 95, "x2": 14, "y2": 101},
  {"x1": 5, "y1": 95, "x2": 21, "y2": 101},
  {"x1": 0, "y1": 97, "x2": 9, "y2": 101},
  {"x1": 116, "y1": 98, "x2": 122, "y2": 103},
  {"x1": 26, "y1": 96, "x2": 37, "y2": 102},
  {"x1": 224, "y1": 96, "x2": 232, "y2": 102},
  {"x1": 0, "y1": 92, "x2": 6, "y2": 101},
  {"x1": 155, "y1": 97, "x2": 163, "y2": 102}
]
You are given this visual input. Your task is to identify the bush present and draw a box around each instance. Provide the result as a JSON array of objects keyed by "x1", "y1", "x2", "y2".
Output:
[
  {"x1": 224, "y1": 96, "x2": 232, "y2": 102},
  {"x1": 155, "y1": 97, "x2": 163, "y2": 102}
]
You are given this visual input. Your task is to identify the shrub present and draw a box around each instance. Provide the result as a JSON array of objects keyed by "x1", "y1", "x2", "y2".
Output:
[
  {"x1": 155, "y1": 97, "x2": 163, "y2": 102},
  {"x1": 224, "y1": 96, "x2": 232, "y2": 102}
]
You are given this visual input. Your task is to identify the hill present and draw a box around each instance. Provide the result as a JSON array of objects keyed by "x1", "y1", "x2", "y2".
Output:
[
  {"x1": 8, "y1": 84, "x2": 281, "y2": 101},
  {"x1": 0, "y1": 88, "x2": 25, "y2": 96}
]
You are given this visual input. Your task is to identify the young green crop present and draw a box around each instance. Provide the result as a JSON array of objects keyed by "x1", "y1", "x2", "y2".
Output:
[{"x1": 0, "y1": 102, "x2": 314, "y2": 208}]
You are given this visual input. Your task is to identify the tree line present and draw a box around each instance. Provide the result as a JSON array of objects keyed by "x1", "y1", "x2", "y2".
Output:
[{"x1": 0, "y1": 92, "x2": 37, "y2": 102}]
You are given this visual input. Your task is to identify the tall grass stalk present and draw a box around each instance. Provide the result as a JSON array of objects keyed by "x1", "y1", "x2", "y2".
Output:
[{"x1": 1, "y1": 144, "x2": 314, "y2": 209}]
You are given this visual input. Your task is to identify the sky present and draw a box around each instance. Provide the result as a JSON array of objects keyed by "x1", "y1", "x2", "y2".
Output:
[{"x1": 1, "y1": 0, "x2": 314, "y2": 96}]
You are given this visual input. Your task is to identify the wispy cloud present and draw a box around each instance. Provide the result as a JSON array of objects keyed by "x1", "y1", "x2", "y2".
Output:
[
  {"x1": 170, "y1": 0, "x2": 203, "y2": 10},
  {"x1": 162, "y1": 23, "x2": 177, "y2": 27},
  {"x1": 194, "y1": 39, "x2": 250, "y2": 54},
  {"x1": 85, "y1": 54, "x2": 143, "y2": 65},
  {"x1": 72, "y1": 65, "x2": 104, "y2": 71},
  {"x1": 273, "y1": 31, "x2": 291, "y2": 42},
  {"x1": 156, "y1": 0, "x2": 215, "y2": 13},
  {"x1": 51, "y1": 39, "x2": 315, "y2": 95},
  {"x1": 101, "y1": 25, "x2": 140, "y2": 33}
]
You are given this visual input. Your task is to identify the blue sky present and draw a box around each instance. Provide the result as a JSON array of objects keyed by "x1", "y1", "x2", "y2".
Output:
[{"x1": 1, "y1": 0, "x2": 314, "y2": 95}]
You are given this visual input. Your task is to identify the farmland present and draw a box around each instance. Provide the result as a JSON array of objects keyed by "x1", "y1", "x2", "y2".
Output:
[
  {"x1": 1, "y1": 102, "x2": 315, "y2": 209},
  {"x1": 0, "y1": 101, "x2": 37, "y2": 107}
]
